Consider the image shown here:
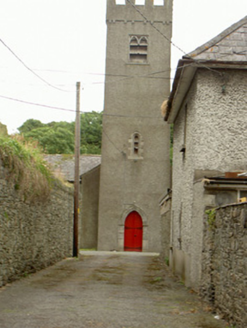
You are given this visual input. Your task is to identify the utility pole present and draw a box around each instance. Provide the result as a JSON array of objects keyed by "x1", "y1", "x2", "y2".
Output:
[{"x1": 73, "y1": 81, "x2": 81, "y2": 257}]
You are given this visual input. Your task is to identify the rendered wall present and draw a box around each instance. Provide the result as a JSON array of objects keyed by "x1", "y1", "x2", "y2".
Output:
[
  {"x1": 80, "y1": 166, "x2": 100, "y2": 249},
  {"x1": 201, "y1": 203, "x2": 247, "y2": 328},
  {"x1": 98, "y1": 0, "x2": 172, "y2": 252},
  {"x1": 171, "y1": 69, "x2": 247, "y2": 287},
  {"x1": 0, "y1": 159, "x2": 73, "y2": 287}
]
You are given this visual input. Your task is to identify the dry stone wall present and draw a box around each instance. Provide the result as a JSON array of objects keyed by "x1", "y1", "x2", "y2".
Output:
[
  {"x1": 201, "y1": 203, "x2": 247, "y2": 328},
  {"x1": 0, "y1": 159, "x2": 73, "y2": 287}
]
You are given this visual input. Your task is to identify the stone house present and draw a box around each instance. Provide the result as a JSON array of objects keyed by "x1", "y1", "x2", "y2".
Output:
[
  {"x1": 97, "y1": 0, "x2": 172, "y2": 252},
  {"x1": 164, "y1": 16, "x2": 247, "y2": 289},
  {"x1": 44, "y1": 154, "x2": 101, "y2": 249}
]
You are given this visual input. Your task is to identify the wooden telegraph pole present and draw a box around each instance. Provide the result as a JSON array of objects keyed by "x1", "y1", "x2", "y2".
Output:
[{"x1": 73, "y1": 82, "x2": 81, "y2": 257}]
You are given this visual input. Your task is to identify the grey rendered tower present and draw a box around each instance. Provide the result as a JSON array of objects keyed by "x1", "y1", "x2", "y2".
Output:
[{"x1": 98, "y1": 0, "x2": 172, "y2": 252}]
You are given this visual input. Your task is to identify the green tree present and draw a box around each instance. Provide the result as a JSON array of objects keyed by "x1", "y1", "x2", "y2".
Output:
[
  {"x1": 80, "y1": 111, "x2": 102, "y2": 154},
  {"x1": 18, "y1": 119, "x2": 44, "y2": 134},
  {"x1": 25, "y1": 125, "x2": 74, "y2": 154},
  {"x1": 47, "y1": 121, "x2": 74, "y2": 134},
  {"x1": 18, "y1": 111, "x2": 103, "y2": 155}
]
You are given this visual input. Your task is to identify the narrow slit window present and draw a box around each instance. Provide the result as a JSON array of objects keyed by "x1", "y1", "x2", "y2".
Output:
[
  {"x1": 134, "y1": 134, "x2": 139, "y2": 155},
  {"x1": 128, "y1": 132, "x2": 143, "y2": 160}
]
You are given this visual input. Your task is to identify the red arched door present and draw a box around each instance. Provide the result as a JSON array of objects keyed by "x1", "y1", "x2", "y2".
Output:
[{"x1": 124, "y1": 211, "x2": 143, "y2": 252}]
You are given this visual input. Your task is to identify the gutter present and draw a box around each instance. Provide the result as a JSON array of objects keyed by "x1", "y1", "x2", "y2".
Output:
[{"x1": 204, "y1": 178, "x2": 247, "y2": 190}]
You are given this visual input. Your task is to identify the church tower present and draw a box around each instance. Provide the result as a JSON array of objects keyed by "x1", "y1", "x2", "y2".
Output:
[{"x1": 98, "y1": 0, "x2": 172, "y2": 252}]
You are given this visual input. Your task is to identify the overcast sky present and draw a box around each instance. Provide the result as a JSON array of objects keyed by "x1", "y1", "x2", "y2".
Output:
[{"x1": 0, "y1": 0, "x2": 246, "y2": 134}]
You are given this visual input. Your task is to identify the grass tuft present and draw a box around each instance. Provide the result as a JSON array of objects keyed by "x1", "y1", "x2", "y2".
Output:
[{"x1": 0, "y1": 135, "x2": 53, "y2": 203}]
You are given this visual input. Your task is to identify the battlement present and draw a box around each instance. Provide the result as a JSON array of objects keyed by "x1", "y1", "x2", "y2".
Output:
[
  {"x1": 107, "y1": 0, "x2": 172, "y2": 22},
  {"x1": 115, "y1": 0, "x2": 164, "y2": 6}
]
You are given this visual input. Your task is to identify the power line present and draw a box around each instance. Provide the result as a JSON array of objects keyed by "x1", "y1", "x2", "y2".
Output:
[
  {"x1": 0, "y1": 14, "x2": 227, "y2": 99},
  {"x1": 90, "y1": 62, "x2": 204, "y2": 87},
  {"x1": 0, "y1": 61, "x2": 222, "y2": 114},
  {"x1": 125, "y1": 0, "x2": 227, "y2": 77},
  {"x1": 126, "y1": 0, "x2": 187, "y2": 55},
  {"x1": 91, "y1": 66, "x2": 176, "y2": 87},
  {"x1": 92, "y1": 76, "x2": 172, "y2": 85},
  {"x1": 37, "y1": 69, "x2": 173, "y2": 80},
  {"x1": 0, "y1": 38, "x2": 72, "y2": 93},
  {"x1": 28, "y1": 57, "x2": 228, "y2": 87},
  {"x1": 0, "y1": 80, "x2": 77, "y2": 88},
  {"x1": 102, "y1": 129, "x2": 124, "y2": 154},
  {"x1": 0, "y1": 94, "x2": 77, "y2": 113},
  {"x1": 30, "y1": 67, "x2": 172, "y2": 79},
  {"x1": 103, "y1": 113, "x2": 163, "y2": 119},
  {"x1": 0, "y1": 60, "x2": 224, "y2": 116}
]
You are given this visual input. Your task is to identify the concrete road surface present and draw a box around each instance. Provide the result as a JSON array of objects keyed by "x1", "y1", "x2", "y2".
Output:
[{"x1": 0, "y1": 251, "x2": 230, "y2": 328}]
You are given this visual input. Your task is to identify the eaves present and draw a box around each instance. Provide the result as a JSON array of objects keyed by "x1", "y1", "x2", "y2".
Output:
[
  {"x1": 165, "y1": 59, "x2": 247, "y2": 124},
  {"x1": 165, "y1": 59, "x2": 197, "y2": 123}
]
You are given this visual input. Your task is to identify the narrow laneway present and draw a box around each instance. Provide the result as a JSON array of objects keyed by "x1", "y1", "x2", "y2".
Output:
[{"x1": 0, "y1": 252, "x2": 228, "y2": 328}]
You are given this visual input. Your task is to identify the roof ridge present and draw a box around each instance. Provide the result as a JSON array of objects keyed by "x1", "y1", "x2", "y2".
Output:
[{"x1": 184, "y1": 15, "x2": 247, "y2": 59}]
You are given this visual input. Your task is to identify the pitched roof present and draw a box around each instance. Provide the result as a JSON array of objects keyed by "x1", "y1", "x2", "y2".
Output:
[
  {"x1": 165, "y1": 16, "x2": 247, "y2": 123},
  {"x1": 185, "y1": 16, "x2": 247, "y2": 62},
  {"x1": 44, "y1": 154, "x2": 101, "y2": 182}
]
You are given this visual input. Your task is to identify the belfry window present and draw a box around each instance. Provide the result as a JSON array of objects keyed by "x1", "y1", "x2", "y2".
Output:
[
  {"x1": 129, "y1": 35, "x2": 148, "y2": 63},
  {"x1": 128, "y1": 132, "x2": 144, "y2": 160}
]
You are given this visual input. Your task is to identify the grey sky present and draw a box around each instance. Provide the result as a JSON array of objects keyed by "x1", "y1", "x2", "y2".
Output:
[{"x1": 0, "y1": 0, "x2": 246, "y2": 134}]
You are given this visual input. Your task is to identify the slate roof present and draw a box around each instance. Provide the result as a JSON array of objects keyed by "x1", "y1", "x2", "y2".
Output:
[
  {"x1": 164, "y1": 16, "x2": 247, "y2": 123},
  {"x1": 44, "y1": 154, "x2": 101, "y2": 182},
  {"x1": 185, "y1": 15, "x2": 247, "y2": 62}
]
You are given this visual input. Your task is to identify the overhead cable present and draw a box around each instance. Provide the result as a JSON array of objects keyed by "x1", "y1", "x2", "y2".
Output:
[
  {"x1": 126, "y1": 0, "x2": 187, "y2": 55},
  {"x1": 0, "y1": 94, "x2": 77, "y2": 113},
  {"x1": 0, "y1": 38, "x2": 72, "y2": 93},
  {"x1": 126, "y1": 0, "x2": 227, "y2": 77}
]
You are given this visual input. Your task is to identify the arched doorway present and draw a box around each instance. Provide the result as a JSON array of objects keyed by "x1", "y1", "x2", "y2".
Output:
[{"x1": 124, "y1": 211, "x2": 143, "y2": 252}]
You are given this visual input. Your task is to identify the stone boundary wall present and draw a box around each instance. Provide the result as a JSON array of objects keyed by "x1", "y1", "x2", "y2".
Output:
[
  {"x1": 0, "y1": 159, "x2": 73, "y2": 287},
  {"x1": 201, "y1": 203, "x2": 247, "y2": 328}
]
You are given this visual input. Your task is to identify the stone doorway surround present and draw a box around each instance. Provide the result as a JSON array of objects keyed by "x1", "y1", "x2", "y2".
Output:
[{"x1": 118, "y1": 205, "x2": 148, "y2": 251}]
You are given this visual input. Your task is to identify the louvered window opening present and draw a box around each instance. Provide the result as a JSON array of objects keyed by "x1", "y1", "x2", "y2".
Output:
[{"x1": 129, "y1": 36, "x2": 148, "y2": 63}]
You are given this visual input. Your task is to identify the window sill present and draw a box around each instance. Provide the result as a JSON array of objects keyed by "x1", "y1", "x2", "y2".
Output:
[
  {"x1": 128, "y1": 156, "x2": 144, "y2": 161},
  {"x1": 126, "y1": 62, "x2": 150, "y2": 66}
]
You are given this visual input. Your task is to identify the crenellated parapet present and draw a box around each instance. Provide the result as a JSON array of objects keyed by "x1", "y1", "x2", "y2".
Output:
[{"x1": 107, "y1": 0, "x2": 172, "y2": 25}]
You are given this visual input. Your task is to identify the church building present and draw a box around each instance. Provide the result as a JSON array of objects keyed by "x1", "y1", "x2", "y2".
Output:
[{"x1": 98, "y1": 0, "x2": 173, "y2": 252}]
